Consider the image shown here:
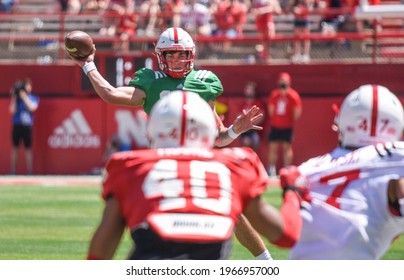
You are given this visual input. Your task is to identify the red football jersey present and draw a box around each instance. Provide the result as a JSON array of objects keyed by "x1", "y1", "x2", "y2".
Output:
[{"x1": 102, "y1": 147, "x2": 269, "y2": 242}]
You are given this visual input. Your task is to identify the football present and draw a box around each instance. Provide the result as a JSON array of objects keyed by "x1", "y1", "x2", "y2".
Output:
[{"x1": 64, "y1": 30, "x2": 94, "y2": 59}]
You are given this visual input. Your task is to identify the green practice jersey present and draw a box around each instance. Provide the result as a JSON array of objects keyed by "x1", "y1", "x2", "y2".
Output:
[{"x1": 129, "y1": 68, "x2": 223, "y2": 114}]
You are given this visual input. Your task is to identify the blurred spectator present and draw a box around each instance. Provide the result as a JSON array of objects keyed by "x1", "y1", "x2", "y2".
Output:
[
  {"x1": 213, "y1": 0, "x2": 248, "y2": 53},
  {"x1": 351, "y1": 0, "x2": 375, "y2": 32},
  {"x1": 214, "y1": 0, "x2": 247, "y2": 37},
  {"x1": 251, "y1": 0, "x2": 282, "y2": 38},
  {"x1": 82, "y1": 0, "x2": 108, "y2": 12},
  {"x1": 319, "y1": 0, "x2": 357, "y2": 51},
  {"x1": 89, "y1": 133, "x2": 133, "y2": 175},
  {"x1": 180, "y1": 0, "x2": 212, "y2": 57},
  {"x1": 137, "y1": 0, "x2": 161, "y2": 37},
  {"x1": 67, "y1": 0, "x2": 83, "y2": 14},
  {"x1": 208, "y1": 0, "x2": 220, "y2": 14},
  {"x1": 279, "y1": 0, "x2": 292, "y2": 9},
  {"x1": 9, "y1": 78, "x2": 39, "y2": 175},
  {"x1": 59, "y1": 0, "x2": 69, "y2": 12},
  {"x1": 65, "y1": 0, "x2": 82, "y2": 13},
  {"x1": 181, "y1": 0, "x2": 212, "y2": 36},
  {"x1": 114, "y1": 6, "x2": 137, "y2": 51},
  {"x1": 99, "y1": 0, "x2": 133, "y2": 36},
  {"x1": 239, "y1": 81, "x2": 266, "y2": 152},
  {"x1": 320, "y1": 0, "x2": 351, "y2": 35},
  {"x1": 1, "y1": 0, "x2": 15, "y2": 12},
  {"x1": 102, "y1": 133, "x2": 132, "y2": 164},
  {"x1": 251, "y1": 0, "x2": 282, "y2": 60},
  {"x1": 266, "y1": 72, "x2": 302, "y2": 177},
  {"x1": 162, "y1": 0, "x2": 185, "y2": 29},
  {"x1": 291, "y1": 0, "x2": 316, "y2": 63}
]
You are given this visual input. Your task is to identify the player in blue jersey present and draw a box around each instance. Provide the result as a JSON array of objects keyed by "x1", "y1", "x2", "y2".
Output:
[{"x1": 9, "y1": 78, "x2": 39, "y2": 175}]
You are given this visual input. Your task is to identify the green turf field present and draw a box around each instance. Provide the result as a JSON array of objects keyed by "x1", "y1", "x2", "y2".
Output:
[{"x1": 0, "y1": 184, "x2": 403, "y2": 260}]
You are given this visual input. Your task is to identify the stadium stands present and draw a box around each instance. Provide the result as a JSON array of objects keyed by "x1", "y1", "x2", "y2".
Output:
[{"x1": 0, "y1": 1, "x2": 403, "y2": 62}]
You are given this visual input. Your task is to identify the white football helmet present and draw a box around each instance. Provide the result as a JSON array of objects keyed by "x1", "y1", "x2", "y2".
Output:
[
  {"x1": 335, "y1": 84, "x2": 404, "y2": 148},
  {"x1": 147, "y1": 90, "x2": 216, "y2": 148},
  {"x1": 155, "y1": 27, "x2": 195, "y2": 78}
]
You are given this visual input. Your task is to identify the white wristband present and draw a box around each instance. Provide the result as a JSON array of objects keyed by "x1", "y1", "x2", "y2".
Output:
[
  {"x1": 227, "y1": 125, "x2": 241, "y2": 139},
  {"x1": 82, "y1": 61, "x2": 97, "y2": 75}
]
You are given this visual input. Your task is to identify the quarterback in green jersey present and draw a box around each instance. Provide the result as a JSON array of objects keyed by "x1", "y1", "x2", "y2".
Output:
[
  {"x1": 70, "y1": 27, "x2": 271, "y2": 260},
  {"x1": 72, "y1": 27, "x2": 263, "y2": 147},
  {"x1": 129, "y1": 68, "x2": 223, "y2": 115}
]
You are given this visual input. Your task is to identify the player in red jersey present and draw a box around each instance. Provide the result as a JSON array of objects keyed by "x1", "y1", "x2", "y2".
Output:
[
  {"x1": 71, "y1": 27, "x2": 271, "y2": 259},
  {"x1": 87, "y1": 91, "x2": 302, "y2": 259}
]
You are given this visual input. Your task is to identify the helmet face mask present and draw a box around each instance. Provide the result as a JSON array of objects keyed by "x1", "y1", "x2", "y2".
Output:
[
  {"x1": 336, "y1": 84, "x2": 404, "y2": 149},
  {"x1": 155, "y1": 27, "x2": 195, "y2": 78},
  {"x1": 147, "y1": 90, "x2": 216, "y2": 149}
]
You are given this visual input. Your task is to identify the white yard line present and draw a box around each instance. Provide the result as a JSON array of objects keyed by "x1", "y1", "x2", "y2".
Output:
[{"x1": 0, "y1": 175, "x2": 102, "y2": 186}]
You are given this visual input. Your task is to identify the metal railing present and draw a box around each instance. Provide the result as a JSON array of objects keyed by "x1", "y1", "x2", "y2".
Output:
[{"x1": 0, "y1": 8, "x2": 403, "y2": 64}]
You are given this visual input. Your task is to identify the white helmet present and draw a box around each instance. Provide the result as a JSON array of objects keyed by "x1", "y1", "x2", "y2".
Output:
[
  {"x1": 147, "y1": 90, "x2": 216, "y2": 148},
  {"x1": 335, "y1": 84, "x2": 404, "y2": 148},
  {"x1": 155, "y1": 27, "x2": 196, "y2": 78}
]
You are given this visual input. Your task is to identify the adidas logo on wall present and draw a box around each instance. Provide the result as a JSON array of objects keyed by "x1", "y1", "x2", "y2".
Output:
[{"x1": 48, "y1": 109, "x2": 100, "y2": 149}]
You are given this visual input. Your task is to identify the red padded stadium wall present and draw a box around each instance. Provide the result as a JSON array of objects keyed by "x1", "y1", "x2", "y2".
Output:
[
  {"x1": 1, "y1": 63, "x2": 403, "y2": 97},
  {"x1": 201, "y1": 64, "x2": 404, "y2": 97},
  {"x1": 0, "y1": 62, "x2": 403, "y2": 174},
  {"x1": 0, "y1": 64, "x2": 79, "y2": 96},
  {"x1": 0, "y1": 98, "x2": 148, "y2": 175}
]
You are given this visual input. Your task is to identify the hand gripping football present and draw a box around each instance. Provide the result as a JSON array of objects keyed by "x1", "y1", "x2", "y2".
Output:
[{"x1": 65, "y1": 30, "x2": 94, "y2": 59}]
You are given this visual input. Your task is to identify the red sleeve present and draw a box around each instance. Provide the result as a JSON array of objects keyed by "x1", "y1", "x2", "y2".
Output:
[
  {"x1": 272, "y1": 191, "x2": 302, "y2": 248},
  {"x1": 238, "y1": 148, "x2": 270, "y2": 203},
  {"x1": 300, "y1": 6, "x2": 308, "y2": 17},
  {"x1": 102, "y1": 152, "x2": 132, "y2": 201},
  {"x1": 214, "y1": 5, "x2": 227, "y2": 28},
  {"x1": 236, "y1": 5, "x2": 247, "y2": 24},
  {"x1": 249, "y1": 150, "x2": 270, "y2": 198}
]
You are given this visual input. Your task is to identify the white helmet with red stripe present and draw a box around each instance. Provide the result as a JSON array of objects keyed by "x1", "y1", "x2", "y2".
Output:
[
  {"x1": 335, "y1": 84, "x2": 404, "y2": 148},
  {"x1": 147, "y1": 90, "x2": 216, "y2": 148},
  {"x1": 155, "y1": 27, "x2": 195, "y2": 78}
]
